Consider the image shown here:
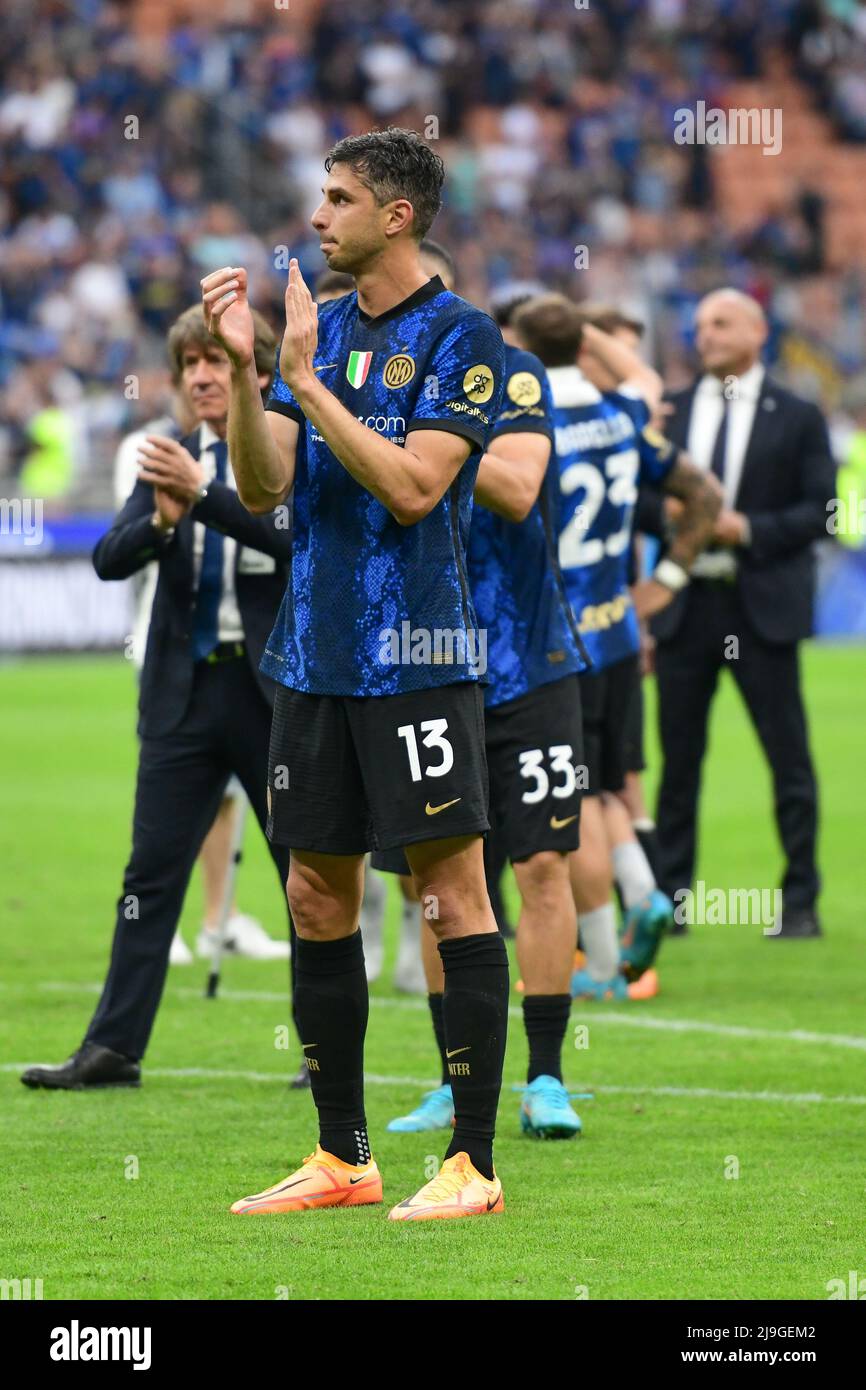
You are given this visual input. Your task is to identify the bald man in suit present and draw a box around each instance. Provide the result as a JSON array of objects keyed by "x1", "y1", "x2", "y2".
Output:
[{"x1": 650, "y1": 290, "x2": 836, "y2": 939}]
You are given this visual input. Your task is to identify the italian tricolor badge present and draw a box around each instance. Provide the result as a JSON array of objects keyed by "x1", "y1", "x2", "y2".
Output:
[{"x1": 346, "y1": 350, "x2": 373, "y2": 388}]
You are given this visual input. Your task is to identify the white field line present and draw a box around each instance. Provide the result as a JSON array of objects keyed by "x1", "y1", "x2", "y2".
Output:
[
  {"x1": 3, "y1": 1062, "x2": 866, "y2": 1106},
  {"x1": 32, "y1": 981, "x2": 866, "y2": 1053}
]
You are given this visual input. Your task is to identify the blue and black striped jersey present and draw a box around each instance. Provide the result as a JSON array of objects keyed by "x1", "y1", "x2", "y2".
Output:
[
  {"x1": 261, "y1": 276, "x2": 505, "y2": 696},
  {"x1": 467, "y1": 345, "x2": 587, "y2": 708}
]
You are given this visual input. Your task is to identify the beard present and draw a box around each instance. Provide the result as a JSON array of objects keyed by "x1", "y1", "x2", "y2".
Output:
[{"x1": 321, "y1": 232, "x2": 383, "y2": 277}]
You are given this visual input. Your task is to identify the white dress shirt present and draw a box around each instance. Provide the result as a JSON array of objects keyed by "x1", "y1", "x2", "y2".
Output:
[
  {"x1": 112, "y1": 416, "x2": 174, "y2": 669},
  {"x1": 193, "y1": 421, "x2": 244, "y2": 644},
  {"x1": 687, "y1": 361, "x2": 764, "y2": 578}
]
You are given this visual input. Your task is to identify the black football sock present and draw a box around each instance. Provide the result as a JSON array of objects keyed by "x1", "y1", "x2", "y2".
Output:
[
  {"x1": 292, "y1": 929, "x2": 370, "y2": 1167},
  {"x1": 523, "y1": 994, "x2": 571, "y2": 1084},
  {"x1": 439, "y1": 932, "x2": 509, "y2": 1181},
  {"x1": 428, "y1": 992, "x2": 449, "y2": 1087},
  {"x1": 634, "y1": 822, "x2": 662, "y2": 885}
]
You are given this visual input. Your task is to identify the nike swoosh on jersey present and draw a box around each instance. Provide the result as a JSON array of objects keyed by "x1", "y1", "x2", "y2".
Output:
[
  {"x1": 313, "y1": 363, "x2": 338, "y2": 373},
  {"x1": 425, "y1": 798, "x2": 462, "y2": 816},
  {"x1": 549, "y1": 814, "x2": 578, "y2": 830}
]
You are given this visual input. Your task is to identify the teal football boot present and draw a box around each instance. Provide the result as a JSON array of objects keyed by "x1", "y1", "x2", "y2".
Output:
[
  {"x1": 387, "y1": 1084, "x2": 454, "y2": 1132},
  {"x1": 570, "y1": 966, "x2": 629, "y2": 1001},
  {"x1": 620, "y1": 888, "x2": 674, "y2": 980},
  {"x1": 519, "y1": 1075, "x2": 583, "y2": 1139}
]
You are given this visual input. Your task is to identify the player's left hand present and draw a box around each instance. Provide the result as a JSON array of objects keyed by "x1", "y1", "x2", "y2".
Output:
[
  {"x1": 631, "y1": 577, "x2": 675, "y2": 620},
  {"x1": 713, "y1": 509, "x2": 748, "y2": 546},
  {"x1": 280, "y1": 258, "x2": 318, "y2": 388},
  {"x1": 137, "y1": 436, "x2": 206, "y2": 502}
]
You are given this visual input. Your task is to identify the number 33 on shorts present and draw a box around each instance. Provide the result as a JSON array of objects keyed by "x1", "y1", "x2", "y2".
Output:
[{"x1": 518, "y1": 745, "x2": 581, "y2": 804}]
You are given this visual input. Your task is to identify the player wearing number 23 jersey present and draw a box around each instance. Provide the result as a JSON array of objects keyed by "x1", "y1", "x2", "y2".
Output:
[
  {"x1": 548, "y1": 367, "x2": 675, "y2": 673},
  {"x1": 546, "y1": 364, "x2": 676, "y2": 795}
]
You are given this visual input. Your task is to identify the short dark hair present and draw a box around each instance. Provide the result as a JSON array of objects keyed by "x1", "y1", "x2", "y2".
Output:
[
  {"x1": 167, "y1": 305, "x2": 276, "y2": 383},
  {"x1": 489, "y1": 281, "x2": 548, "y2": 328},
  {"x1": 578, "y1": 304, "x2": 645, "y2": 338},
  {"x1": 419, "y1": 238, "x2": 456, "y2": 286},
  {"x1": 314, "y1": 268, "x2": 355, "y2": 300},
  {"x1": 512, "y1": 294, "x2": 583, "y2": 367},
  {"x1": 324, "y1": 128, "x2": 445, "y2": 241}
]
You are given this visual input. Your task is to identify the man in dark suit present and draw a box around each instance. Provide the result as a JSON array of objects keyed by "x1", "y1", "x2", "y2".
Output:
[
  {"x1": 22, "y1": 306, "x2": 294, "y2": 1089},
  {"x1": 651, "y1": 288, "x2": 836, "y2": 939}
]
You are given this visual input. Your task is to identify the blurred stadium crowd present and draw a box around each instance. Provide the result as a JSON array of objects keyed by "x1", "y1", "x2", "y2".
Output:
[{"x1": 3, "y1": 0, "x2": 866, "y2": 511}]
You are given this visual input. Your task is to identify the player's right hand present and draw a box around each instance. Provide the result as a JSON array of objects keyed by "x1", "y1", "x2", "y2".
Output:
[{"x1": 201, "y1": 266, "x2": 254, "y2": 369}]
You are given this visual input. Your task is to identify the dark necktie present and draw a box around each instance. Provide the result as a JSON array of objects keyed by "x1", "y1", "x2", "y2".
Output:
[
  {"x1": 191, "y1": 439, "x2": 228, "y2": 661},
  {"x1": 709, "y1": 393, "x2": 729, "y2": 486}
]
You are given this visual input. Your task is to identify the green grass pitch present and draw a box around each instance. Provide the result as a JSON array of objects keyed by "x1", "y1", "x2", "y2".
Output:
[{"x1": 1, "y1": 648, "x2": 865, "y2": 1301}]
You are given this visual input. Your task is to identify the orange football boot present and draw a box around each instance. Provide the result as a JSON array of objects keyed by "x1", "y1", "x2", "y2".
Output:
[
  {"x1": 627, "y1": 967, "x2": 659, "y2": 1001},
  {"x1": 230, "y1": 1144, "x2": 382, "y2": 1214},
  {"x1": 388, "y1": 1152, "x2": 504, "y2": 1222}
]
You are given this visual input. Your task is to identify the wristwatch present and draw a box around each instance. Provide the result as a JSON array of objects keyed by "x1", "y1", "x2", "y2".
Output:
[
  {"x1": 151, "y1": 511, "x2": 176, "y2": 541},
  {"x1": 192, "y1": 481, "x2": 209, "y2": 506},
  {"x1": 653, "y1": 558, "x2": 690, "y2": 592}
]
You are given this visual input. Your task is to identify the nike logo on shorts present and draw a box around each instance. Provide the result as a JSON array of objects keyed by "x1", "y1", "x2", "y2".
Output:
[
  {"x1": 549, "y1": 814, "x2": 578, "y2": 830},
  {"x1": 425, "y1": 797, "x2": 462, "y2": 816}
]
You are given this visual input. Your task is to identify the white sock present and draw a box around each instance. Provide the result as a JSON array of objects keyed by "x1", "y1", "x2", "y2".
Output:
[
  {"x1": 359, "y1": 867, "x2": 387, "y2": 932},
  {"x1": 396, "y1": 897, "x2": 421, "y2": 965},
  {"x1": 579, "y1": 904, "x2": 620, "y2": 982},
  {"x1": 394, "y1": 896, "x2": 425, "y2": 989},
  {"x1": 611, "y1": 840, "x2": 656, "y2": 910}
]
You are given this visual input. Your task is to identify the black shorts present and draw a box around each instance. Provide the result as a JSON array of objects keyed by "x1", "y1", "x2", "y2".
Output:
[
  {"x1": 266, "y1": 681, "x2": 489, "y2": 855},
  {"x1": 622, "y1": 660, "x2": 645, "y2": 774},
  {"x1": 372, "y1": 674, "x2": 583, "y2": 874},
  {"x1": 578, "y1": 654, "x2": 639, "y2": 796}
]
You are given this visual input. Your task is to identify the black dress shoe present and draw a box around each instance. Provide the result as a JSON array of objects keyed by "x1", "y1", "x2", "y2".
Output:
[
  {"x1": 767, "y1": 907, "x2": 822, "y2": 939},
  {"x1": 21, "y1": 1042, "x2": 141, "y2": 1091},
  {"x1": 289, "y1": 1059, "x2": 311, "y2": 1090}
]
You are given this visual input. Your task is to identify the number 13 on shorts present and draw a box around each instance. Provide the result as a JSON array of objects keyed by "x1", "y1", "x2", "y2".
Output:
[{"x1": 397, "y1": 719, "x2": 454, "y2": 782}]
